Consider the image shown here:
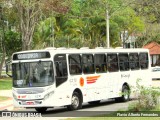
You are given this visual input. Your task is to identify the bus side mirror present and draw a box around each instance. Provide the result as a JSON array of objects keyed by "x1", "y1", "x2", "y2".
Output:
[{"x1": 6, "y1": 61, "x2": 12, "y2": 77}]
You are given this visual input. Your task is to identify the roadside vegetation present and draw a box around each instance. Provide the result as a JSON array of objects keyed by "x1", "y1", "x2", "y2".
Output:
[
  {"x1": 128, "y1": 79, "x2": 160, "y2": 111},
  {"x1": 0, "y1": 77, "x2": 12, "y2": 90},
  {"x1": 71, "y1": 117, "x2": 160, "y2": 120},
  {"x1": 0, "y1": 77, "x2": 12, "y2": 101},
  {"x1": 128, "y1": 87, "x2": 160, "y2": 111},
  {"x1": 0, "y1": 96, "x2": 9, "y2": 102}
]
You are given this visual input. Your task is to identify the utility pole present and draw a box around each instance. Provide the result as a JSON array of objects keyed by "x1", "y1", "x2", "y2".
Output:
[{"x1": 106, "y1": 4, "x2": 110, "y2": 48}]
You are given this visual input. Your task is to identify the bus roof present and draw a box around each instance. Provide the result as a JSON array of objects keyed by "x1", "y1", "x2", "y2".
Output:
[
  {"x1": 12, "y1": 47, "x2": 149, "y2": 61},
  {"x1": 13, "y1": 47, "x2": 149, "y2": 55}
]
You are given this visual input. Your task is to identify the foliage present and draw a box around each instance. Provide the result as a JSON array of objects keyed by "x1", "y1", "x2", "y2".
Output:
[
  {"x1": 131, "y1": 0, "x2": 160, "y2": 23},
  {"x1": 129, "y1": 0, "x2": 160, "y2": 47},
  {"x1": 129, "y1": 79, "x2": 160, "y2": 111},
  {"x1": 4, "y1": 30, "x2": 21, "y2": 57},
  {"x1": 1, "y1": 0, "x2": 160, "y2": 50},
  {"x1": 69, "y1": 117, "x2": 160, "y2": 120},
  {"x1": 0, "y1": 78, "x2": 12, "y2": 90},
  {"x1": 42, "y1": 0, "x2": 70, "y2": 14},
  {"x1": 33, "y1": 17, "x2": 57, "y2": 49},
  {"x1": 11, "y1": 0, "x2": 71, "y2": 50}
]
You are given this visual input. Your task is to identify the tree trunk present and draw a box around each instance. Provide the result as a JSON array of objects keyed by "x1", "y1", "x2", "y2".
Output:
[
  {"x1": 16, "y1": 0, "x2": 39, "y2": 51},
  {"x1": 0, "y1": 53, "x2": 5, "y2": 78}
]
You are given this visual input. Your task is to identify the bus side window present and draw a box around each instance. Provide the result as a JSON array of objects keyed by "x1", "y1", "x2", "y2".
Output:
[
  {"x1": 119, "y1": 53, "x2": 129, "y2": 71},
  {"x1": 82, "y1": 54, "x2": 95, "y2": 74},
  {"x1": 139, "y1": 53, "x2": 148, "y2": 69},
  {"x1": 69, "y1": 54, "x2": 82, "y2": 75},
  {"x1": 107, "y1": 54, "x2": 119, "y2": 72},
  {"x1": 129, "y1": 53, "x2": 139, "y2": 70},
  {"x1": 94, "y1": 54, "x2": 107, "y2": 73}
]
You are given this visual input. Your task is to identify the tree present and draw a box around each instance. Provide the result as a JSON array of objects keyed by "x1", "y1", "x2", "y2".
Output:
[
  {"x1": 4, "y1": 30, "x2": 21, "y2": 57},
  {"x1": 33, "y1": 17, "x2": 57, "y2": 49},
  {"x1": 12, "y1": 0, "x2": 71, "y2": 50},
  {"x1": 0, "y1": 1, "x2": 8, "y2": 77},
  {"x1": 11, "y1": 0, "x2": 42, "y2": 50},
  {"x1": 112, "y1": 7, "x2": 144, "y2": 47},
  {"x1": 131, "y1": 0, "x2": 160, "y2": 23},
  {"x1": 0, "y1": 0, "x2": 22, "y2": 77},
  {"x1": 65, "y1": 0, "x2": 107, "y2": 48},
  {"x1": 127, "y1": 0, "x2": 160, "y2": 47}
]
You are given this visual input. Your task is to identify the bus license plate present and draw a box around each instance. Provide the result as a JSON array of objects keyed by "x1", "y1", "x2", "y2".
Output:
[{"x1": 26, "y1": 101, "x2": 35, "y2": 105}]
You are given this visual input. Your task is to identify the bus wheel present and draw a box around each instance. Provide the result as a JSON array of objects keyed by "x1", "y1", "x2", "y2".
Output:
[
  {"x1": 67, "y1": 92, "x2": 82, "y2": 111},
  {"x1": 35, "y1": 107, "x2": 47, "y2": 113},
  {"x1": 88, "y1": 100, "x2": 100, "y2": 105},
  {"x1": 115, "y1": 85, "x2": 130, "y2": 102},
  {"x1": 122, "y1": 85, "x2": 130, "y2": 102}
]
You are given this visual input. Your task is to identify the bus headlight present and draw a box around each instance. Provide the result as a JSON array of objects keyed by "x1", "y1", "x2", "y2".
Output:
[{"x1": 13, "y1": 93, "x2": 17, "y2": 100}]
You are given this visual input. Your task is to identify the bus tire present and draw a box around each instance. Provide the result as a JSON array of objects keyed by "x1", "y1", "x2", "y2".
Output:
[
  {"x1": 35, "y1": 107, "x2": 47, "y2": 113},
  {"x1": 88, "y1": 100, "x2": 100, "y2": 105},
  {"x1": 115, "y1": 85, "x2": 130, "y2": 102},
  {"x1": 67, "y1": 92, "x2": 82, "y2": 111},
  {"x1": 121, "y1": 85, "x2": 130, "y2": 102}
]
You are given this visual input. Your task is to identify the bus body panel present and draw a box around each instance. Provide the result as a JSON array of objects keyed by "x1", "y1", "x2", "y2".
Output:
[{"x1": 10, "y1": 48, "x2": 152, "y2": 109}]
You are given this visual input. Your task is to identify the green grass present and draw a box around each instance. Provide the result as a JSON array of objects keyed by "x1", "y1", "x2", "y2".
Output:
[
  {"x1": 69, "y1": 101, "x2": 160, "y2": 120},
  {"x1": 1, "y1": 71, "x2": 6, "y2": 74},
  {"x1": 71, "y1": 117, "x2": 160, "y2": 120},
  {"x1": 0, "y1": 96, "x2": 10, "y2": 102},
  {"x1": 0, "y1": 78, "x2": 12, "y2": 90},
  {"x1": 1, "y1": 71, "x2": 11, "y2": 75},
  {"x1": 71, "y1": 108, "x2": 160, "y2": 120}
]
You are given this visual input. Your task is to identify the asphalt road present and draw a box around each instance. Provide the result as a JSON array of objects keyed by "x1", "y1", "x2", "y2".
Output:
[{"x1": 15, "y1": 99, "x2": 136, "y2": 117}]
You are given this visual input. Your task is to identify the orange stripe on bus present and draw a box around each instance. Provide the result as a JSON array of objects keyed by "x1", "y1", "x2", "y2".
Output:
[
  {"x1": 87, "y1": 79, "x2": 98, "y2": 81},
  {"x1": 86, "y1": 75, "x2": 100, "y2": 80},
  {"x1": 87, "y1": 81, "x2": 96, "y2": 84}
]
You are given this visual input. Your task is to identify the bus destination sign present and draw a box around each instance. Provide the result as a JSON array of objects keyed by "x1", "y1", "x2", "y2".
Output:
[{"x1": 13, "y1": 52, "x2": 51, "y2": 60}]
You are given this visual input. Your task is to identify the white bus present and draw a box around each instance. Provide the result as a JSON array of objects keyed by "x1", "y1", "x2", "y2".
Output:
[{"x1": 7, "y1": 47, "x2": 152, "y2": 112}]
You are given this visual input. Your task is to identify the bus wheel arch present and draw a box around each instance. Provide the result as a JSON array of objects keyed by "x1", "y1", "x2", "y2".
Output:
[{"x1": 67, "y1": 88, "x2": 83, "y2": 110}]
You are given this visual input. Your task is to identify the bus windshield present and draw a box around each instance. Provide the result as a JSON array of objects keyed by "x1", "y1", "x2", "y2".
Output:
[{"x1": 12, "y1": 61, "x2": 54, "y2": 88}]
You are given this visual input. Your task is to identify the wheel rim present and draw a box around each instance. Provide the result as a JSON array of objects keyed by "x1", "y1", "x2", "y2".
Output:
[
  {"x1": 71, "y1": 95, "x2": 79, "y2": 108},
  {"x1": 123, "y1": 89, "x2": 129, "y2": 100}
]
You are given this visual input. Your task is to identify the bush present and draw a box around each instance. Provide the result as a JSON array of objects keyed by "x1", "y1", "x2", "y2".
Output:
[{"x1": 129, "y1": 79, "x2": 160, "y2": 111}]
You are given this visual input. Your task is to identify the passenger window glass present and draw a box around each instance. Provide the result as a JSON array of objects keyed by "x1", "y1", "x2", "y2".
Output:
[
  {"x1": 129, "y1": 53, "x2": 139, "y2": 70},
  {"x1": 139, "y1": 53, "x2": 148, "y2": 69},
  {"x1": 69, "y1": 54, "x2": 82, "y2": 75},
  {"x1": 82, "y1": 54, "x2": 95, "y2": 74},
  {"x1": 94, "y1": 54, "x2": 107, "y2": 73},
  {"x1": 119, "y1": 53, "x2": 129, "y2": 71},
  {"x1": 107, "y1": 54, "x2": 119, "y2": 72}
]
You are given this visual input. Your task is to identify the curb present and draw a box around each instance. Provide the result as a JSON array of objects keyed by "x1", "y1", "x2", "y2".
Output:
[
  {"x1": 0, "y1": 104, "x2": 13, "y2": 111},
  {"x1": 0, "y1": 97, "x2": 13, "y2": 111}
]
